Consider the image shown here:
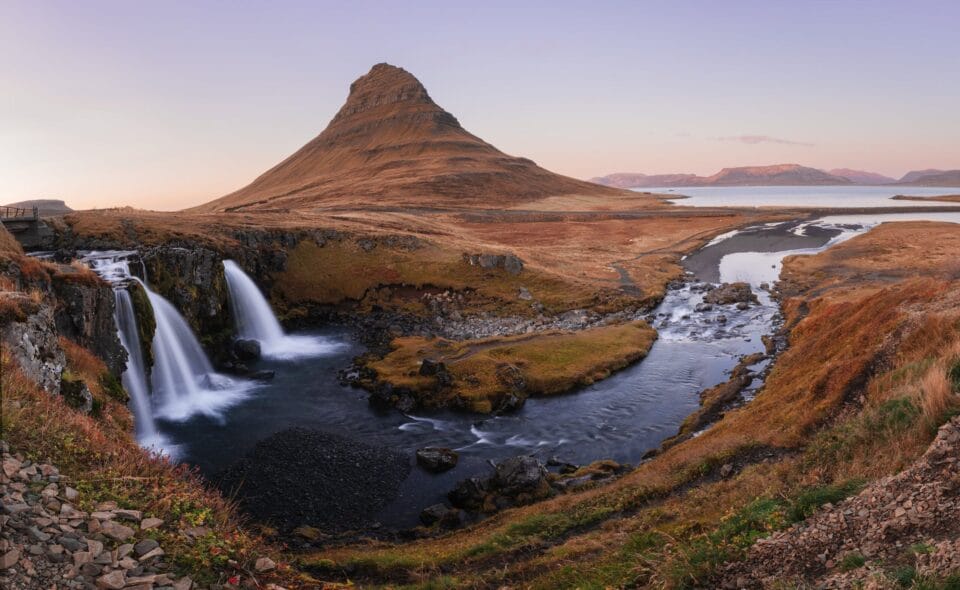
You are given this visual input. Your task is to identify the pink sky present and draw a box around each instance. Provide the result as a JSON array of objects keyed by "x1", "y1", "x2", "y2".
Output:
[{"x1": 2, "y1": 1, "x2": 958, "y2": 210}]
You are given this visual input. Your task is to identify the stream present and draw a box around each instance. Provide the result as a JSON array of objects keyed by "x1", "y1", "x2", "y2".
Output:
[{"x1": 83, "y1": 211, "x2": 960, "y2": 529}]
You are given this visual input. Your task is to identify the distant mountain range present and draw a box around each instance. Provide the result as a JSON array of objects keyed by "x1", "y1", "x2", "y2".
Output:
[
  {"x1": 591, "y1": 165, "x2": 960, "y2": 188},
  {"x1": 826, "y1": 168, "x2": 895, "y2": 185}
]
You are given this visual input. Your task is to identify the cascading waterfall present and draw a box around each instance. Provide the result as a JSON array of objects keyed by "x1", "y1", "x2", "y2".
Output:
[
  {"x1": 113, "y1": 288, "x2": 160, "y2": 445},
  {"x1": 222, "y1": 259, "x2": 341, "y2": 359},
  {"x1": 139, "y1": 280, "x2": 250, "y2": 421},
  {"x1": 85, "y1": 252, "x2": 252, "y2": 449}
]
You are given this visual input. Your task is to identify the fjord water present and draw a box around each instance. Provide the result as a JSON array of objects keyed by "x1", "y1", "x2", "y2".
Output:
[
  {"x1": 222, "y1": 259, "x2": 341, "y2": 359},
  {"x1": 641, "y1": 185, "x2": 960, "y2": 208}
]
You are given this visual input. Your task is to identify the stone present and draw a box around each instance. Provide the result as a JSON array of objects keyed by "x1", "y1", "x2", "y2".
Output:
[
  {"x1": 113, "y1": 509, "x2": 142, "y2": 522},
  {"x1": 703, "y1": 282, "x2": 758, "y2": 306},
  {"x1": 1, "y1": 548, "x2": 20, "y2": 569},
  {"x1": 233, "y1": 339, "x2": 261, "y2": 361},
  {"x1": 254, "y1": 556, "x2": 276, "y2": 572},
  {"x1": 517, "y1": 287, "x2": 533, "y2": 300},
  {"x1": 2, "y1": 457, "x2": 21, "y2": 478},
  {"x1": 719, "y1": 463, "x2": 735, "y2": 478},
  {"x1": 86, "y1": 538, "x2": 104, "y2": 557},
  {"x1": 139, "y1": 546, "x2": 165, "y2": 561},
  {"x1": 493, "y1": 456, "x2": 548, "y2": 494},
  {"x1": 65, "y1": 486, "x2": 79, "y2": 501},
  {"x1": 81, "y1": 562, "x2": 104, "y2": 576},
  {"x1": 96, "y1": 570, "x2": 126, "y2": 590},
  {"x1": 118, "y1": 543, "x2": 135, "y2": 559},
  {"x1": 418, "y1": 358, "x2": 446, "y2": 377},
  {"x1": 172, "y1": 577, "x2": 193, "y2": 590},
  {"x1": 140, "y1": 517, "x2": 163, "y2": 531},
  {"x1": 134, "y1": 538, "x2": 160, "y2": 557},
  {"x1": 101, "y1": 520, "x2": 135, "y2": 541},
  {"x1": 416, "y1": 447, "x2": 459, "y2": 473},
  {"x1": 61, "y1": 536, "x2": 85, "y2": 552},
  {"x1": 448, "y1": 477, "x2": 488, "y2": 510},
  {"x1": 73, "y1": 551, "x2": 93, "y2": 566}
]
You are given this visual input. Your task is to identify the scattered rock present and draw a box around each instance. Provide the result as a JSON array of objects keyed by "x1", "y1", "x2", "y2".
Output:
[
  {"x1": 96, "y1": 570, "x2": 126, "y2": 589},
  {"x1": 703, "y1": 282, "x2": 758, "y2": 306},
  {"x1": 140, "y1": 517, "x2": 163, "y2": 530},
  {"x1": 416, "y1": 447, "x2": 459, "y2": 473},
  {"x1": 254, "y1": 556, "x2": 276, "y2": 572},
  {"x1": 233, "y1": 338, "x2": 261, "y2": 361}
]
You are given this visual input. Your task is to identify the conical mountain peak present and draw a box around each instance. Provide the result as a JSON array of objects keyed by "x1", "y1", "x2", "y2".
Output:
[{"x1": 196, "y1": 64, "x2": 621, "y2": 212}]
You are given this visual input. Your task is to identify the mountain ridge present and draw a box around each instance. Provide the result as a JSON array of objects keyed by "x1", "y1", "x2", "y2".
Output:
[{"x1": 592, "y1": 164, "x2": 850, "y2": 188}]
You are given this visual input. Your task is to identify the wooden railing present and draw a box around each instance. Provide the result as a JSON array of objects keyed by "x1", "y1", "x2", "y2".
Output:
[{"x1": 0, "y1": 206, "x2": 39, "y2": 220}]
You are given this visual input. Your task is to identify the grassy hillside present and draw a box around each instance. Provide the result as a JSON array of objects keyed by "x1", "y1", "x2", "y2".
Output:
[{"x1": 301, "y1": 221, "x2": 960, "y2": 588}]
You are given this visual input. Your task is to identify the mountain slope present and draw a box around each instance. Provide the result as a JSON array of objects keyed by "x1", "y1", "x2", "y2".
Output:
[
  {"x1": 827, "y1": 168, "x2": 895, "y2": 184},
  {"x1": 899, "y1": 169, "x2": 945, "y2": 183},
  {"x1": 592, "y1": 164, "x2": 850, "y2": 188},
  {"x1": 590, "y1": 172, "x2": 698, "y2": 188},
  {"x1": 698, "y1": 164, "x2": 850, "y2": 186},
  {"x1": 897, "y1": 169, "x2": 960, "y2": 186},
  {"x1": 196, "y1": 64, "x2": 624, "y2": 212}
]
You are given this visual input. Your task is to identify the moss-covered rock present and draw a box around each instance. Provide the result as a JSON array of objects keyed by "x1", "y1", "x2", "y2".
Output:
[{"x1": 128, "y1": 281, "x2": 156, "y2": 370}]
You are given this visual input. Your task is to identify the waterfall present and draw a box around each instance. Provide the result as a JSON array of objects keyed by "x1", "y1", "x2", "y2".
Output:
[
  {"x1": 85, "y1": 252, "x2": 252, "y2": 440},
  {"x1": 113, "y1": 288, "x2": 160, "y2": 444},
  {"x1": 223, "y1": 260, "x2": 341, "y2": 359}
]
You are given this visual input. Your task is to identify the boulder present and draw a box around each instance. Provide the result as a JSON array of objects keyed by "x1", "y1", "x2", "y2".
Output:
[
  {"x1": 703, "y1": 282, "x2": 758, "y2": 306},
  {"x1": 493, "y1": 456, "x2": 549, "y2": 495},
  {"x1": 419, "y1": 504, "x2": 464, "y2": 528},
  {"x1": 233, "y1": 338, "x2": 262, "y2": 361},
  {"x1": 448, "y1": 477, "x2": 488, "y2": 510},
  {"x1": 418, "y1": 358, "x2": 446, "y2": 376},
  {"x1": 416, "y1": 447, "x2": 459, "y2": 473}
]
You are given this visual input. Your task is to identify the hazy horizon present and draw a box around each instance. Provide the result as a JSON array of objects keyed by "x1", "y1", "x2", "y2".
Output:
[{"x1": 3, "y1": 0, "x2": 959, "y2": 210}]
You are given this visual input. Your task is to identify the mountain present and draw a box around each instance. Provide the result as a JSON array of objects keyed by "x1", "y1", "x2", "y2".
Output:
[
  {"x1": 590, "y1": 172, "x2": 698, "y2": 188},
  {"x1": 698, "y1": 164, "x2": 851, "y2": 186},
  {"x1": 196, "y1": 64, "x2": 624, "y2": 213},
  {"x1": 3, "y1": 199, "x2": 73, "y2": 217},
  {"x1": 897, "y1": 169, "x2": 960, "y2": 186},
  {"x1": 592, "y1": 164, "x2": 850, "y2": 188},
  {"x1": 827, "y1": 168, "x2": 896, "y2": 185},
  {"x1": 898, "y1": 169, "x2": 945, "y2": 183}
]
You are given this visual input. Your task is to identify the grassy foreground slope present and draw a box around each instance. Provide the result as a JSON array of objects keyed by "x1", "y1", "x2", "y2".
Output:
[
  {"x1": 0, "y1": 224, "x2": 297, "y2": 588},
  {"x1": 302, "y1": 221, "x2": 960, "y2": 589}
]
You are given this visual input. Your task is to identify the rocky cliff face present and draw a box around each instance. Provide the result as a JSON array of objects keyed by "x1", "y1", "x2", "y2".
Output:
[
  {"x1": 52, "y1": 277, "x2": 126, "y2": 376},
  {"x1": 0, "y1": 302, "x2": 65, "y2": 393},
  {"x1": 141, "y1": 245, "x2": 233, "y2": 353}
]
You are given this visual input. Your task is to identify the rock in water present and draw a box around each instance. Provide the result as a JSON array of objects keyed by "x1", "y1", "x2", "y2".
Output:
[
  {"x1": 703, "y1": 282, "x2": 759, "y2": 306},
  {"x1": 233, "y1": 338, "x2": 261, "y2": 361},
  {"x1": 416, "y1": 447, "x2": 459, "y2": 472},
  {"x1": 493, "y1": 456, "x2": 549, "y2": 494},
  {"x1": 216, "y1": 427, "x2": 411, "y2": 533}
]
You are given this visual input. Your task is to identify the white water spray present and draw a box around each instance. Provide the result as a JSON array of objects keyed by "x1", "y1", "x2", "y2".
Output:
[
  {"x1": 222, "y1": 260, "x2": 341, "y2": 359},
  {"x1": 85, "y1": 252, "x2": 252, "y2": 443}
]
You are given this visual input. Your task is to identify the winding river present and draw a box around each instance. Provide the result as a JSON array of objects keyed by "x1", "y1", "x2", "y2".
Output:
[{"x1": 84, "y1": 204, "x2": 960, "y2": 528}]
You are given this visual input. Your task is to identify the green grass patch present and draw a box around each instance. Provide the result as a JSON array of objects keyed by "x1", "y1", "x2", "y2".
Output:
[{"x1": 839, "y1": 552, "x2": 865, "y2": 571}]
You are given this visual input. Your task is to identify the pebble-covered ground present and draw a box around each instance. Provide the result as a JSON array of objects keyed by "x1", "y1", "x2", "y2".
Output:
[
  {"x1": 718, "y1": 417, "x2": 960, "y2": 588},
  {"x1": 0, "y1": 441, "x2": 278, "y2": 589}
]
